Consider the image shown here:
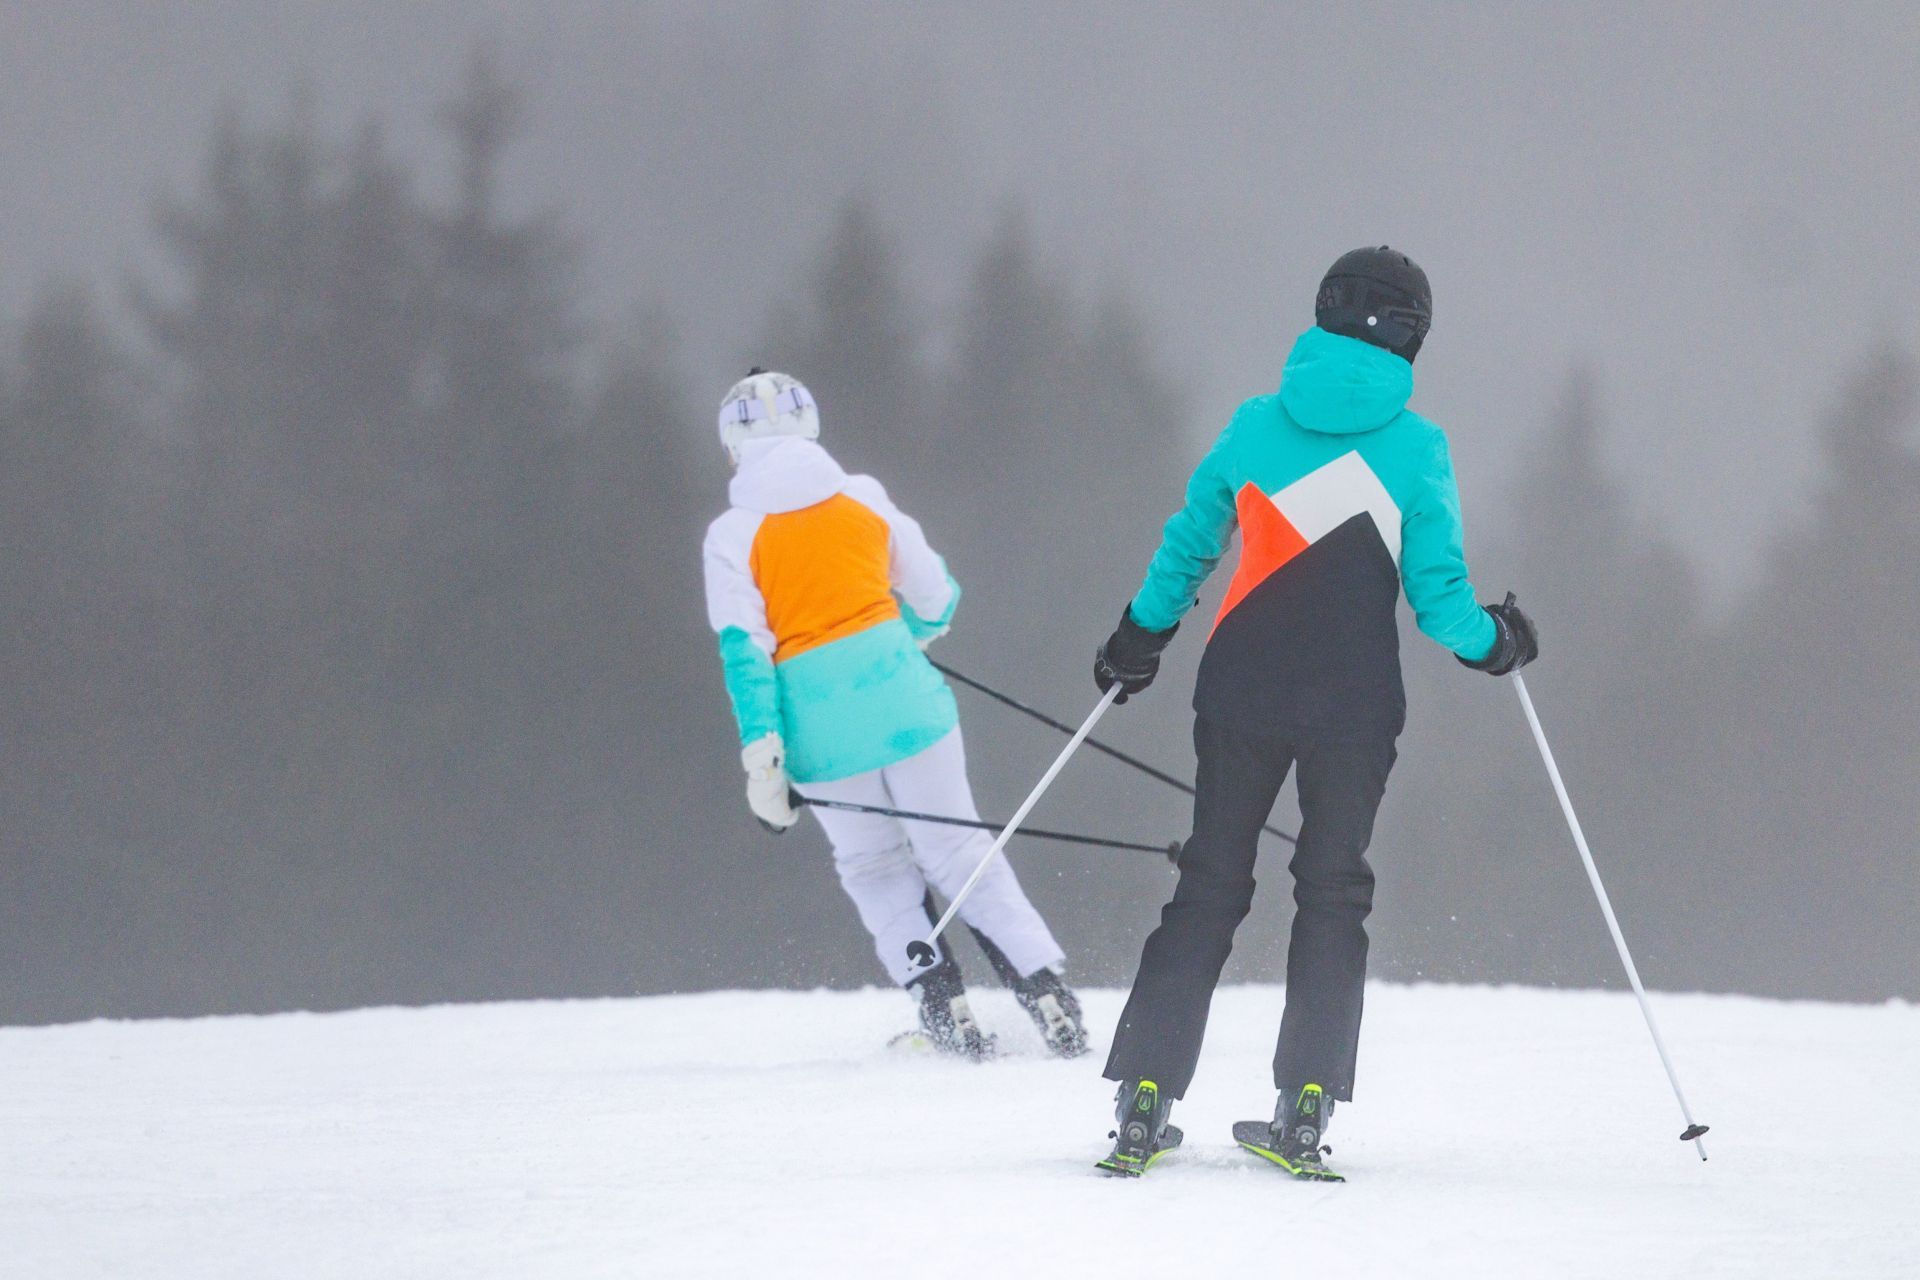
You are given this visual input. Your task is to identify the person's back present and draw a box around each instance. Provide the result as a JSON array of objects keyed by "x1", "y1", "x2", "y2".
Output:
[
  {"x1": 706, "y1": 428, "x2": 957, "y2": 786},
  {"x1": 1131, "y1": 324, "x2": 1497, "y2": 737},
  {"x1": 748, "y1": 482, "x2": 898, "y2": 661}
]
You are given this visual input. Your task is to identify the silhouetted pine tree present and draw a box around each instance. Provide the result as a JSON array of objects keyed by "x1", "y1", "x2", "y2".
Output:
[
  {"x1": 0, "y1": 284, "x2": 163, "y2": 1019},
  {"x1": 399, "y1": 49, "x2": 586, "y2": 793},
  {"x1": 425, "y1": 47, "x2": 577, "y2": 541},
  {"x1": 923, "y1": 213, "x2": 1196, "y2": 982},
  {"x1": 0, "y1": 286, "x2": 129, "y2": 745},
  {"x1": 760, "y1": 200, "x2": 931, "y2": 485},
  {"x1": 134, "y1": 107, "x2": 324, "y2": 567},
  {"x1": 132, "y1": 101, "x2": 436, "y2": 634},
  {"x1": 937, "y1": 213, "x2": 1190, "y2": 686},
  {"x1": 1702, "y1": 346, "x2": 1920, "y2": 996},
  {"x1": 1384, "y1": 369, "x2": 1702, "y2": 989}
]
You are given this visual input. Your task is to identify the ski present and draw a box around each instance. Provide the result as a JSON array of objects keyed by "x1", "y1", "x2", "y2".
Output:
[
  {"x1": 1094, "y1": 1124, "x2": 1183, "y2": 1178},
  {"x1": 885, "y1": 1027, "x2": 998, "y2": 1060},
  {"x1": 1231, "y1": 1120, "x2": 1345, "y2": 1182},
  {"x1": 886, "y1": 1029, "x2": 935, "y2": 1054}
]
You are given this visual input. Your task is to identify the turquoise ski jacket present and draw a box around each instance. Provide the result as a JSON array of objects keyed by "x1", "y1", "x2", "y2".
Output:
[{"x1": 1130, "y1": 326, "x2": 1496, "y2": 734}]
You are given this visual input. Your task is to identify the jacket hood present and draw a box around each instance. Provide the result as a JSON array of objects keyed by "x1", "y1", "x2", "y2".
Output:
[
  {"x1": 1277, "y1": 326, "x2": 1414, "y2": 435},
  {"x1": 729, "y1": 436, "x2": 850, "y2": 514}
]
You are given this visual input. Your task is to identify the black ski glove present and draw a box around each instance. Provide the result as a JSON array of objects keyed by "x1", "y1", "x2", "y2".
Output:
[
  {"x1": 1458, "y1": 592, "x2": 1539, "y2": 677},
  {"x1": 1094, "y1": 606, "x2": 1179, "y2": 704}
]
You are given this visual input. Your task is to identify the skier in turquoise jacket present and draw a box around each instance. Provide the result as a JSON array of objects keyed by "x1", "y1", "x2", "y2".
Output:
[{"x1": 1091, "y1": 248, "x2": 1539, "y2": 1179}]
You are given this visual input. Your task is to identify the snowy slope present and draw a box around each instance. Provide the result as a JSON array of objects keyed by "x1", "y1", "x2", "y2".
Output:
[{"x1": 2, "y1": 984, "x2": 1914, "y2": 1279}]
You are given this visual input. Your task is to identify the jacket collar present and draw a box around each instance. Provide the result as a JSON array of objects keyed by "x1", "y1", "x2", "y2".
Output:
[{"x1": 729, "y1": 437, "x2": 850, "y2": 514}]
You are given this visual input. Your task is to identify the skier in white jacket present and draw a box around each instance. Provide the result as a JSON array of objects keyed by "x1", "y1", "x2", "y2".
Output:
[{"x1": 701, "y1": 369, "x2": 1088, "y2": 1059}]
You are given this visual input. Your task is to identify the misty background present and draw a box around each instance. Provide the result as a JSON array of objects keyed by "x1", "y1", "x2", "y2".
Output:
[{"x1": 2, "y1": 3, "x2": 1915, "y2": 1024}]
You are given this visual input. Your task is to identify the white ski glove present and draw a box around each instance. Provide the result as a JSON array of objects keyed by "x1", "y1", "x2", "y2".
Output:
[{"x1": 741, "y1": 734, "x2": 799, "y2": 832}]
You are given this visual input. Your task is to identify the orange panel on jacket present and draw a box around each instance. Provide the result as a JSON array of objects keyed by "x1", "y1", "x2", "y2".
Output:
[
  {"x1": 751, "y1": 493, "x2": 900, "y2": 663},
  {"x1": 1212, "y1": 483, "x2": 1310, "y2": 635}
]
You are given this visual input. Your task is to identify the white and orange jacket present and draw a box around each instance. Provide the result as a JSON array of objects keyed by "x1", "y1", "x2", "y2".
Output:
[{"x1": 702, "y1": 436, "x2": 961, "y2": 784}]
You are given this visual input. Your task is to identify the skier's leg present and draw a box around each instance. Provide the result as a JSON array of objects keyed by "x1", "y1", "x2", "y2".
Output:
[
  {"x1": 884, "y1": 727, "x2": 1067, "y2": 979},
  {"x1": 1271, "y1": 734, "x2": 1397, "y2": 1102},
  {"x1": 1103, "y1": 716, "x2": 1291, "y2": 1099},
  {"x1": 895, "y1": 893, "x2": 993, "y2": 1060},
  {"x1": 795, "y1": 769, "x2": 942, "y2": 988},
  {"x1": 878, "y1": 726, "x2": 1092, "y2": 1057}
]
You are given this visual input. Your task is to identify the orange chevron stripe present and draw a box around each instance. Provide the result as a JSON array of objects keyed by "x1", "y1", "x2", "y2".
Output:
[{"x1": 1212, "y1": 483, "x2": 1309, "y2": 636}]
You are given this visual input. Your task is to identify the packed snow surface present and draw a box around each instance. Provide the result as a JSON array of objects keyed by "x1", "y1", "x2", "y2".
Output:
[{"x1": 3, "y1": 983, "x2": 1915, "y2": 1278}]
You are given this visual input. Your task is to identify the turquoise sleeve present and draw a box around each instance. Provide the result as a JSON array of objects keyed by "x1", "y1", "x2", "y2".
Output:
[
  {"x1": 1401, "y1": 434, "x2": 1497, "y2": 660},
  {"x1": 1129, "y1": 420, "x2": 1240, "y2": 633},
  {"x1": 716, "y1": 626, "x2": 782, "y2": 745},
  {"x1": 898, "y1": 572, "x2": 961, "y2": 642}
]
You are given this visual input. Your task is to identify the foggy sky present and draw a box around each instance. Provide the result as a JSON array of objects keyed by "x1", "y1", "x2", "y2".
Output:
[{"x1": 4, "y1": 1, "x2": 1917, "y2": 597}]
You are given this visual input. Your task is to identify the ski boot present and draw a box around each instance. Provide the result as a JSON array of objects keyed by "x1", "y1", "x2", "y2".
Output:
[
  {"x1": 966, "y1": 928, "x2": 1089, "y2": 1058},
  {"x1": 906, "y1": 950, "x2": 995, "y2": 1061},
  {"x1": 1232, "y1": 1083, "x2": 1344, "y2": 1182},
  {"x1": 1011, "y1": 967, "x2": 1091, "y2": 1058},
  {"x1": 1095, "y1": 1079, "x2": 1184, "y2": 1177}
]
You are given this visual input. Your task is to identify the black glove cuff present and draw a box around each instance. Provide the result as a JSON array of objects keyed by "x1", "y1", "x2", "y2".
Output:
[
  {"x1": 1458, "y1": 609, "x2": 1515, "y2": 674},
  {"x1": 1111, "y1": 606, "x2": 1179, "y2": 664}
]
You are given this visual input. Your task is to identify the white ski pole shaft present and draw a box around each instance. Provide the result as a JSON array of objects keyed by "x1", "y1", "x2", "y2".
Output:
[
  {"x1": 1512, "y1": 672, "x2": 1710, "y2": 1160},
  {"x1": 907, "y1": 685, "x2": 1122, "y2": 969}
]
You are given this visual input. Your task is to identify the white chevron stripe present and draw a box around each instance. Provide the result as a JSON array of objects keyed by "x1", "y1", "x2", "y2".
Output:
[{"x1": 1270, "y1": 451, "x2": 1403, "y2": 567}]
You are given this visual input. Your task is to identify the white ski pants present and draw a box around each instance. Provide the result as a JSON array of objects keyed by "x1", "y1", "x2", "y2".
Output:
[{"x1": 795, "y1": 726, "x2": 1067, "y2": 987}]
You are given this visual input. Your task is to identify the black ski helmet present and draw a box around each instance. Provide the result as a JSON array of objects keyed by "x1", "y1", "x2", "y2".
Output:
[{"x1": 1315, "y1": 246, "x2": 1432, "y2": 363}]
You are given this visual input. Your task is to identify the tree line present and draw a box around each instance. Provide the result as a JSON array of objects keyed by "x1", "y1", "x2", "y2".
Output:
[{"x1": 1, "y1": 61, "x2": 1912, "y2": 1022}]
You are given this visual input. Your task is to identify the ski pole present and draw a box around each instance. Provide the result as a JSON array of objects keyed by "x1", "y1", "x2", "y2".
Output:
[
  {"x1": 1512, "y1": 672, "x2": 1711, "y2": 1160},
  {"x1": 930, "y1": 658, "x2": 1297, "y2": 847},
  {"x1": 907, "y1": 686, "x2": 1122, "y2": 969},
  {"x1": 793, "y1": 793, "x2": 1181, "y2": 863}
]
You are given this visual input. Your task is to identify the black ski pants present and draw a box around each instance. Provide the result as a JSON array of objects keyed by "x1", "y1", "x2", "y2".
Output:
[{"x1": 1104, "y1": 715, "x2": 1396, "y2": 1102}]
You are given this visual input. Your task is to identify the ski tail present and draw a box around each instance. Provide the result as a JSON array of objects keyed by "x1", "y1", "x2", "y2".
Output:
[{"x1": 1231, "y1": 1119, "x2": 1345, "y2": 1183}]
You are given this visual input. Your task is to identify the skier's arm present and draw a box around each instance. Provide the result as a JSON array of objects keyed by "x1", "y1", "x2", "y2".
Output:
[
  {"x1": 1128, "y1": 416, "x2": 1242, "y2": 633},
  {"x1": 849, "y1": 476, "x2": 960, "y2": 645},
  {"x1": 1399, "y1": 431, "x2": 1499, "y2": 661},
  {"x1": 702, "y1": 515, "x2": 782, "y2": 746}
]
